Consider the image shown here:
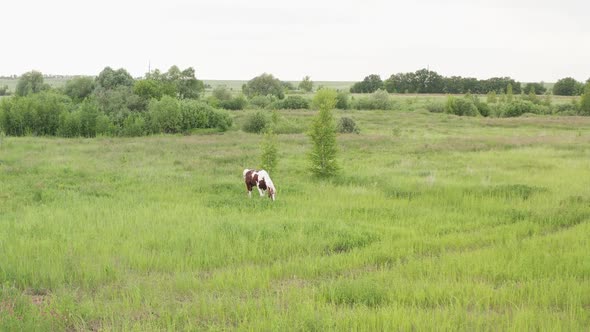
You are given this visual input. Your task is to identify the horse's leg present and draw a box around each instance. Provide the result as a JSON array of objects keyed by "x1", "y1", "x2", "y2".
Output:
[
  {"x1": 246, "y1": 183, "x2": 253, "y2": 198},
  {"x1": 257, "y1": 185, "x2": 265, "y2": 197}
]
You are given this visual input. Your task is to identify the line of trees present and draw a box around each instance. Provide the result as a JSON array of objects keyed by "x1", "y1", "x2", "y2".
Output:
[
  {"x1": 0, "y1": 67, "x2": 232, "y2": 137},
  {"x1": 351, "y1": 69, "x2": 589, "y2": 96}
]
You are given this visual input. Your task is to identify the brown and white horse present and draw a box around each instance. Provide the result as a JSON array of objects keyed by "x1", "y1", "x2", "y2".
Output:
[{"x1": 243, "y1": 169, "x2": 276, "y2": 201}]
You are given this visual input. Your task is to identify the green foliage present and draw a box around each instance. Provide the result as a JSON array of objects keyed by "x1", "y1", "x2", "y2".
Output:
[
  {"x1": 497, "y1": 100, "x2": 550, "y2": 117},
  {"x1": 335, "y1": 91, "x2": 350, "y2": 110},
  {"x1": 0, "y1": 91, "x2": 70, "y2": 136},
  {"x1": 242, "y1": 73, "x2": 285, "y2": 99},
  {"x1": 260, "y1": 129, "x2": 278, "y2": 173},
  {"x1": 212, "y1": 85, "x2": 232, "y2": 102},
  {"x1": 309, "y1": 89, "x2": 339, "y2": 177},
  {"x1": 78, "y1": 100, "x2": 100, "y2": 137},
  {"x1": 486, "y1": 91, "x2": 497, "y2": 103},
  {"x1": 425, "y1": 102, "x2": 445, "y2": 113},
  {"x1": 249, "y1": 95, "x2": 274, "y2": 109},
  {"x1": 145, "y1": 66, "x2": 204, "y2": 99},
  {"x1": 523, "y1": 82, "x2": 547, "y2": 95},
  {"x1": 64, "y1": 76, "x2": 95, "y2": 101},
  {"x1": 219, "y1": 94, "x2": 247, "y2": 110},
  {"x1": 93, "y1": 86, "x2": 145, "y2": 126},
  {"x1": 350, "y1": 74, "x2": 383, "y2": 93},
  {"x1": 96, "y1": 67, "x2": 134, "y2": 90},
  {"x1": 579, "y1": 83, "x2": 590, "y2": 115},
  {"x1": 242, "y1": 111, "x2": 269, "y2": 133},
  {"x1": 0, "y1": 85, "x2": 10, "y2": 96},
  {"x1": 506, "y1": 83, "x2": 514, "y2": 102},
  {"x1": 148, "y1": 96, "x2": 182, "y2": 134},
  {"x1": 15, "y1": 71, "x2": 48, "y2": 96},
  {"x1": 121, "y1": 113, "x2": 146, "y2": 137},
  {"x1": 445, "y1": 95, "x2": 479, "y2": 116},
  {"x1": 298, "y1": 76, "x2": 313, "y2": 92},
  {"x1": 133, "y1": 79, "x2": 166, "y2": 100},
  {"x1": 57, "y1": 110, "x2": 81, "y2": 137},
  {"x1": 179, "y1": 100, "x2": 232, "y2": 131},
  {"x1": 272, "y1": 95, "x2": 310, "y2": 109},
  {"x1": 337, "y1": 117, "x2": 360, "y2": 134},
  {"x1": 352, "y1": 89, "x2": 396, "y2": 110},
  {"x1": 553, "y1": 77, "x2": 583, "y2": 96}
]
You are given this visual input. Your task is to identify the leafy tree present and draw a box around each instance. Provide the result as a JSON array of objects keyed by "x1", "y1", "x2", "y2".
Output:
[
  {"x1": 553, "y1": 77, "x2": 582, "y2": 96},
  {"x1": 242, "y1": 73, "x2": 285, "y2": 99},
  {"x1": 96, "y1": 67, "x2": 134, "y2": 90},
  {"x1": 133, "y1": 79, "x2": 166, "y2": 100},
  {"x1": 15, "y1": 70, "x2": 48, "y2": 96},
  {"x1": 506, "y1": 83, "x2": 514, "y2": 102},
  {"x1": 309, "y1": 88, "x2": 339, "y2": 177},
  {"x1": 147, "y1": 96, "x2": 182, "y2": 133},
  {"x1": 242, "y1": 111, "x2": 269, "y2": 133},
  {"x1": 64, "y1": 76, "x2": 95, "y2": 101},
  {"x1": 176, "y1": 67, "x2": 204, "y2": 99},
  {"x1": 523, "y1": 82, "x2": 547, "y2": 95},
  {"x1": 260, "y1": 129, "x2": 278, "y2": 173},
  {"x1": 299, "y1": 76, "x2": 314, "y2": 92},
  {"x1": 579, "y1": 82, "x2": 590, "y2": 115},
  {"x1": 350, "y1": 74, "x2": 383, "y2": 93},
  {"x1": 487, "y1": 91, "x2": 497, "y2": 103},
  {"x1": 212, "y1": 85, "x2": 232, "y2": 102}
]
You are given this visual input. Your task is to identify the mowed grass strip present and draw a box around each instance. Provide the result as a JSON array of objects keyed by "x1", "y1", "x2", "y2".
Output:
[{"x1": 1, "y1": 110, "x2": 589, "y2": 330}]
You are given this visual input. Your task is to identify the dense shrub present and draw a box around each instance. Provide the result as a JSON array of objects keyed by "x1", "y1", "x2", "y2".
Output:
[
  {"x1": 78, "y1": 100, "x2": 100, "y2": 137},
  {"x1": 148, "y1": 96, "x2": 182, "y2": 133},
  {"x1": 0, "y1": 85, "x2": 9, "y2": 96},
  {"x1": 352, "y1": 89, "x2": 395, "y2": 110},
  {"x1": 64, "y1": 76, "x2": 95, "y2": 101},
  {"x1": 242, "y1": 111, "x2": 269, "y2": 133},
  {"x1": 219, "y1": 94, "x2": 247, "y2": 110},
  {"x1": 179, "y1": 100, "x2": 232, "y2": 132},
  {"x1": 335, "y1": 91, "x2": 350, "y2": 110},
  {"x1": 498, "y1": 100, "x2": 549, "y2": 117},
  {"x1": 58, "y1": 111, "x2": 81, "y2": 137},
  {"x1": 553, "y1": 77, "x2": 583, "y2": 96},
  {"x1": 0, "y1": 91, "x2": 70, "y2": 136},
  {"x1": 337, "y1": 117, "x2": 360, "y2": 134},
  {"x1": 242, "y1": 73, "x2": 284, "y2": 99},
  {"x1": 580, "y1": 83, "x2": 590, "y2": 115},
  {"x1": 249, "y1": 95, "x2": 274, "y2": 109},
  {"x1": 425, "y1": 102, "x2": 445, "y2": 113},
  {"x1": 272, "y1": 95, "x2": 310, "y2": 109},
  {"x1": 445, "y1": 96, "x2": 479, "y2": 116},
  {"x1": 121, "y1": 114, "x2": 146, "y2": 137}
]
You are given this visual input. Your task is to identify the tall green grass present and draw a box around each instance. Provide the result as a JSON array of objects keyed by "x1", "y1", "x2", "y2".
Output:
[{"x1": 1, "y1": 110, "x2": 589, "y2": 330}]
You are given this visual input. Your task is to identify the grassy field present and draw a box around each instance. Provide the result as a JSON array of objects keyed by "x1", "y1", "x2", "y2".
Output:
[{"x1": 1, "y1": 109, "x2": 589, "y2": 330}]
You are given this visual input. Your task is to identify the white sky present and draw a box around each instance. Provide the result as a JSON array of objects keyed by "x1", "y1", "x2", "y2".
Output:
[{"x1": 2, "y1": 0, "x2": 588, "y2": 82}]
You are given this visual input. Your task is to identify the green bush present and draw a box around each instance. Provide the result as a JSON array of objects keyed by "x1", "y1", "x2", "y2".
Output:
[
  {"x1": 272, "y1": 95, "x2": 310, "y2": 109},
  {"x1": 209, "y1": 109, "x2": 233, "y2": 131},
  {"x1": 335, "y1": 91, "x2": 350, "y2": 110},
  {"x1": 58, "y1": 111, "x2": 81, "y2": 137},
  {"x1": 248, "y1": 95, "x2": 274, "y2": 109},
  {"x1": 445, "y1": 96, "x2": 479, "y2": 116},
  {"x1": 337, "y1": 117, "x2": 360, "y2": 134},
  {"x1": 219, "y1": 94, "x2": 247, "y2": 110},
  {"x1": 121, "y1": 114, "x2": 146, "y2": 137},
  {"x1": 352, "y1": 89, "x2": 396, "y2": 110},
  {"x1": 0, "y1": 91, "x2": 70, "y2": 136},
  {"x1": 425, "y1": 102, "x2": 445, "y2": 113},
  {"x1": 242, "y1": 111, "x2": 269, "y2": 133},
  {"x1": 498, "y1": 100, "x2": 550, "y2": 117},
  {"x1": 148, "y1": 96, "x2": 182, "y2": 133}
]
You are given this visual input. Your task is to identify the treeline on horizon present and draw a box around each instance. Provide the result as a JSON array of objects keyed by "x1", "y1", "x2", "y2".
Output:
[
  {"x1": 350, "y1": 69, "x2": 590, "y2": 96},
  {"x1": 1, "y1": 67, "x2": 590, "y2": 138}
]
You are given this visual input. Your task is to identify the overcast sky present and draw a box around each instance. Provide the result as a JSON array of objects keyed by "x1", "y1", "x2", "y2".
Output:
[{"x1": 2, "y1": 0, "x2": 588, "y2": 82}]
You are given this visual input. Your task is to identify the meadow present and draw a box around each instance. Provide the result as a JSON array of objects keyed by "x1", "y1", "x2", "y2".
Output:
[{"x1": 1, "y1": 107, "x2": 589, "y2": 330}]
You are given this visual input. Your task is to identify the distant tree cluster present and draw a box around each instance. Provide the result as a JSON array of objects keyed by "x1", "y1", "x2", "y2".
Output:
[
  {"x1": 0, "y1": 67, "x2": 233, "y2": 137},
  {"x1": 350, "y1": 69, "x2": 588, "y2": 96}
]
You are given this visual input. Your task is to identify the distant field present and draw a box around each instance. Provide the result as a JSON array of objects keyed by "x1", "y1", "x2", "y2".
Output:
[
  {"x1": 1, "y1": 109, "x2": 589, "y2": 330},
  {"x1": 203, "y1": 79, "x2": 355, "y2": 92}
]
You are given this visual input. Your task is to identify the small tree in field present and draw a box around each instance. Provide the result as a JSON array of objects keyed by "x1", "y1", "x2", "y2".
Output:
[
  {"x1": 506, "y1": 83, "x2": 514, "y2": 102},
  {"x1": 260, "y1": 128, "x2": 278, "y2": 173},
  {"x1": 299, "y1": 76, "x2": 313, "y2": 92},
  {"x1": 309, "y1": 88, "x2": 339, "y2": 178}
]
